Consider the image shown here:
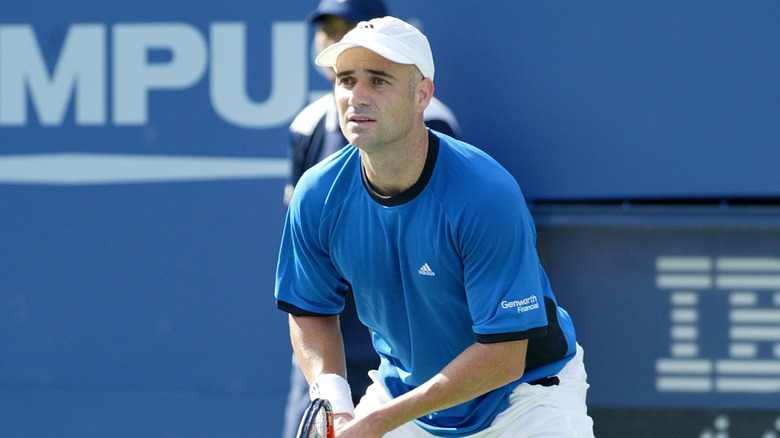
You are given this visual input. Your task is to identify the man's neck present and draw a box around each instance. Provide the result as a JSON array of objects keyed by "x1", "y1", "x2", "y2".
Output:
[{"x1": 360, "y1": 126, "x2": 429, "y2": 197}]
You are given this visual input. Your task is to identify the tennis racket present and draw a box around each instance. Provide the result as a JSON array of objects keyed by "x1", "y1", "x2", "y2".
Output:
[{"x1": 296, "y1": 398, "x2": 335, "y2": 438}]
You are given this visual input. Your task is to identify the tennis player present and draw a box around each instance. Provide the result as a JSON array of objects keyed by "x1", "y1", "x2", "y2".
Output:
[
  {"x1": 282, "y1": 2, "x2": 461, "y2": 436},
  {"x1": 275, "y1": 16, "x2": 594, "y2": 437}
]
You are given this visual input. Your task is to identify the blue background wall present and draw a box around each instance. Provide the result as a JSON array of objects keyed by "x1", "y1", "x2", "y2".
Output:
[{"x1": 1, "y1": 1, "x2": 778, "y2": 436}]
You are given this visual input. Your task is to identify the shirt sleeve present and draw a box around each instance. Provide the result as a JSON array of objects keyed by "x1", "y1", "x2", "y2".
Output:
[
  {"x1": 459, "y1": 175, "x2": 550, "y2": 341},
  {"x1": 274, "y1": 184, "x2": 349, "y2": 316}
]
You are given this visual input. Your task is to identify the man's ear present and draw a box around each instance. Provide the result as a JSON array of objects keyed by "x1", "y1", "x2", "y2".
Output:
[{"x1": 416, "y1": 78, "x2": 434, "y2": 114}]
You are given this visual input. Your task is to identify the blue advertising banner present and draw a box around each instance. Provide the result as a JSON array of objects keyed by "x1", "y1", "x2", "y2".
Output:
[{"x1": 2, "y1": 1, "x2": 778, "y2": 198}]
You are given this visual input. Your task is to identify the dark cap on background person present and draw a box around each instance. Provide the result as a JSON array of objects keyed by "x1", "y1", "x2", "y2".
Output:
[{"x1": 307, "y1": 0, "x2": 388, "y2": 25}]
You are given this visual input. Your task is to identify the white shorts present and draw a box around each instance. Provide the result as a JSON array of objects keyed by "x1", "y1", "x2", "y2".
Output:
[{"x1": 354, "y1": 344, "x2": 595, "y2": 438}]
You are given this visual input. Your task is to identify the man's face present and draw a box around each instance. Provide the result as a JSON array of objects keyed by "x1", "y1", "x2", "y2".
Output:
[{"x1": 333, "y1": 47, "x2": 422, "y2": 152}]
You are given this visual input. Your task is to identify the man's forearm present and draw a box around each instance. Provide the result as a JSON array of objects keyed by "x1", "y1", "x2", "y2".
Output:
[
  {"x1": 343, "y1": 339, "x2": 528, "y2": 436},
  {"x1": 289, "y1": 313, "x2": 347, "y2": 384}
]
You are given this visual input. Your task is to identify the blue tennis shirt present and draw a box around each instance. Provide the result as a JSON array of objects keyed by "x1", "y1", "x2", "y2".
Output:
[{"x1": 276, "y1": 130, "x2": 577, "y2": 437}]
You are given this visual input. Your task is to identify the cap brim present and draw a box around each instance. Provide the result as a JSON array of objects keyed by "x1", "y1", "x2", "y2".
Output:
[
  {"x1": 315, "y1": 42, "x2": 355, "y2": 68},
  {"x1": 315, "y1": 40, "x2": 417, "y2": 70},
  {"x1": 306, "y1": 11, "x2": 326, "y2": 24},
  {"x1": 306, "y1": 7, "x2": 346, "y2": 24}
]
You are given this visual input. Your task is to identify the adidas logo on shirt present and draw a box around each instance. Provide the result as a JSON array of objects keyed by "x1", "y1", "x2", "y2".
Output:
[{"x1": 418, "y1": 263, "x2": 436, "y2": 276}]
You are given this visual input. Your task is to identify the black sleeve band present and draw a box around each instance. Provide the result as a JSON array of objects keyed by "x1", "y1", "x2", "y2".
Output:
[
  {"x1": 276, "y1": 300, "x2": 338, "y2": 317},
  {"x1": 475, "y1": 326, "x2": 547, "y2": 344}
]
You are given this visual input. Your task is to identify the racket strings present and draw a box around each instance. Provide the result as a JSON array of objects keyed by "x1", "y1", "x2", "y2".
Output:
[
  {"x1": 298, "y1": 398, "x2": 334, "y2": 438},
  {"x1": 310, "y1": 408, "x2": 329, "y2": 438}
]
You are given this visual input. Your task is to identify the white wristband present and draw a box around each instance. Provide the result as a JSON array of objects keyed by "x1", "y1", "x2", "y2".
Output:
[{"x1": 309, "y1": 374, "x2": 355, "y2": 416}]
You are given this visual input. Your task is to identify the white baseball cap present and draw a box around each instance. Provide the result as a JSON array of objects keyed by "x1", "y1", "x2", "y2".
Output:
[{"x1": 315, "y1": 16, "x2": 435, "y2": 80}]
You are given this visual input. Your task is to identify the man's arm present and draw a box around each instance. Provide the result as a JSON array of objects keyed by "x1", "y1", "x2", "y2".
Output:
[
  {"x1": 289, "y1": 314, "x2": 356, "y2": 429},
  {"x1": 338, "y1": 339, "x2": 528, "y2": 438},
  {"x1": 289, "y1": 314, "x2": 347, "y2": 383}
]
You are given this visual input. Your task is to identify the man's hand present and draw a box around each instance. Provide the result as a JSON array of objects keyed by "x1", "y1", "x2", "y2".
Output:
[{"x1": 333, "y1": 412, "x2": 353, "y2": 432}]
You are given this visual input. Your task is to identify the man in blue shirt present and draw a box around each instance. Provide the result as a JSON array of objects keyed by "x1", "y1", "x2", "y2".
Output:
[
  {"x1": 281, "y1": 2, "x2": 461, "y2": 437},
  {"x1": 275, "y1": 16, "x2": 594, "y2": 437}
]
